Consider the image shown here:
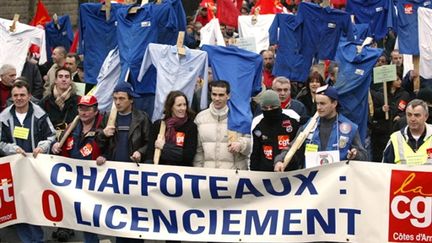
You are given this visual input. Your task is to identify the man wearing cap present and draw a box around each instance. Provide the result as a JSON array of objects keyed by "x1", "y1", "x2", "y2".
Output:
[
  {"x1": 51, "y1": 95, "x2": 102, "y2": 242},
  {"x1": 383, "y1": 99, "x2": 432, "y2": 165},
  {"x1": 96, "y1": 82, "x2": 150, "y2": 242},
  {"x1": 250, "y1": 90, "x2": 301, "y2": 171},
  {"x1": 274, "y1": 85, "x2": 367, "y2": 171},
  {"x1": 52, "y1": 95, "x2": 103, "y2": 159},
  {"x1": 0, "y1": 80, "x2": 56, "y2": 243},
  {"x1": 96, "y1": 81, "x2": 151, "y2": 165}
]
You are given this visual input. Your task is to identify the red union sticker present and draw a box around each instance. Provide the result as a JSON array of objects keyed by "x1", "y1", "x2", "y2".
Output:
[
  {"x1": 263, "y1": 145, "x2": 273, "y2": 160},
  {"x1": 398, "y1": 100, "x2": 407, "y2": 111},
  {"x1": 176, "y1": 132, "x2": 185, "y2": 147},
  {"x1": 389, "y1": 170, "x2": 432, "y2": 242},
  {"x1": 404, "y1": 3, "x2": 413, "y2": 14},
  {"x1": 427, "y1": 148, "x2": 432, "y2": 158},
  {"x1": 278, "y1": 135, "x2": 290, "y2": 150},
  {"x1": 0, "y1": 163, "x2": 17, "y2": 224}
]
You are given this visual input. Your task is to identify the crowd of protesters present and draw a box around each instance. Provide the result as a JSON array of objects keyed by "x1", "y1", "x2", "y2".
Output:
[{"x1": 1, "y1": 0, "x2": 432, "y2": 242}]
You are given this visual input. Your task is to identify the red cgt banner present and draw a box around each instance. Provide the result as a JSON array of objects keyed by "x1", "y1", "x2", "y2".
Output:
[
  {"x1": 0, "y1": 163, "x2": 17, "y2": 224},
  {"x1": 389, "y1": 170, "x2": 432, "y2": 242}
]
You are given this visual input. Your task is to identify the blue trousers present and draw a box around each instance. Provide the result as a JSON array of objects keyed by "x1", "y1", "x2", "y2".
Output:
[
  {"x1": 15, "y1": 223, "x2": 44, "y2": 243},
  {"x1": 83, "y1": 231, "x2": 99, "y2": 243}
]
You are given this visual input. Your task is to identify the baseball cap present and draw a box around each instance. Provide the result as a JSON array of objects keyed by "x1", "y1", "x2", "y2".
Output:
[
  {"x1": 316, "y1": 84, "x2": 339, "y2": 101},
  {"x1": 113, "y1": 81, "x2": 139, "y2": 98},
  {"x1": 78, "y1": 95, "x2": 98, "y2": 106}
]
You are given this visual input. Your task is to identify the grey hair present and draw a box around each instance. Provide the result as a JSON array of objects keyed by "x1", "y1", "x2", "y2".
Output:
[
  {"x1": 407, "y1": 99, "x2": 429, "y2": 117},
  {"x1": 0, "y1": 64, "x2": 16, "y2": 76},
  {"x1": 54, "y1": 46, "x2": 67, "y2": 58},
  {"x1": 272, "y1": 76, "x2": 290, "y2": 87}
]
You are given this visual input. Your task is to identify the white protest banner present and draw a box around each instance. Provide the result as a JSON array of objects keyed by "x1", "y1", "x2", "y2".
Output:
[{"x1": 1, "y1": 154, "x2": 432, "y2": 242}]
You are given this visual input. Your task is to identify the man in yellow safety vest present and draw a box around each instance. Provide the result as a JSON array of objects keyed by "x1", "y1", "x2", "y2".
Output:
[{"x1": 383, "y1": 99, "x2": 432, "y2": 165}]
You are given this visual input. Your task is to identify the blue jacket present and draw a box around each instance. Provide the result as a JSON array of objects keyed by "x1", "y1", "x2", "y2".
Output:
[
  {"x1": 45, "y1": 15, "x2": 74, "y2": 59},
  {"x1": 307, "y1": 114, "x2": 358, "y2": 160},
  {"x1": 274, "y1": 114, "x2": 368, "y2": 168},
  {"x1": 335, "y1": 40, "x2": 383, "y2": 143},
  {"x1": 395, "y1": 0, "x2": 432, "y2": 55},
  {"x1": 202, "y1": 45, "x2": 262, "y2": 134}
]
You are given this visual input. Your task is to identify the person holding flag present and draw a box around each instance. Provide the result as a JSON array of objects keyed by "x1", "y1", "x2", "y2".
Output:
[
  {"x1": 146, "y1": 91, "x2": 198, "y2": 167},
  {"x1": 0, "y1": 80, "x2": 56, "y2": 243},
  {"x1": 194, "y1": 80, "x2": 251, "y2": 170},
  {"x1": 274, "y1": 85, "x2": 367, "y2": 171},
  {"x1": 95, "y1": 81, "x2": 150, "y2": 242},
  {"x1": 96, "y1": 82, "x2": 151, "y2": 166},
  {"x1": 250, "y1": 90, "x2": 301, "y2": 171},
  {"x1": 51, "y1": 95, "x2": 103, "y2": 242}
]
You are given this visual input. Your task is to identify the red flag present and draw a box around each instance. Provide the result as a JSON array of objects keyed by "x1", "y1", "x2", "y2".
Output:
[
  {"x1": 251, "y1": 0, "x2": 285, "y2": 14},
  {"x1": 199, "y1": 0, "x2": 216, "y2": 20},
  {"x1": 29, "y1": 0, "x2": 51, "y2": 26},
  {"x1": 200, "y1": 0, "x2": 214, "y2": 7},
  {"x1": 216, "y1": 0, "x2": 240, "y2": 28},
  {"x1": 235, "y1": 0, "x2": 243, "y2": 11},
  {"x1": 331, "y1": 0, "x2": 346, "y2": 8},
  {"x1": 70, "y1": 30, "x2": 80, "y2": 53}
]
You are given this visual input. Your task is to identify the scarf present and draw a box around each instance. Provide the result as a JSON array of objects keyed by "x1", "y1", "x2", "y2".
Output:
[
  {"x1": 281, "y1": 97, "x2": 291, "y2": 109},
  {"x1": 0, "y1": 82, "x2": 11, "y2": 110},
  {"x1": 165, "y1": 116, "x2": 188, "y2": 144},
  {"x1": 53, "y1": 85, "x2": 72, "y2": 110}
]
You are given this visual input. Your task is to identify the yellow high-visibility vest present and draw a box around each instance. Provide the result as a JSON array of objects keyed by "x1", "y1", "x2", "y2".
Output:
[{"x1": 390, "y1": 131, "x2": 432, "y2": 165}]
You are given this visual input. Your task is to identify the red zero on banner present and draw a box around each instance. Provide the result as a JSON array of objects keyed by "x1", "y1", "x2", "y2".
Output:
[
  {"x1": 0, "y1": 163, "x2": 17, "y2": 224},
  {"x1": 42, "y1": 190, "x2": 63, "y2": 222},
  {"x1": 389, "y1": 170, "x2": 432, "y2": 242}
]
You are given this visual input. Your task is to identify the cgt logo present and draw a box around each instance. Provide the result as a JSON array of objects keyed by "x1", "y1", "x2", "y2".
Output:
[
  {"x1": 0, "y1": 163, "x2": 17, "y2": 224},
  {"x1": 389, "y1": 170, "x2": 432, "y2": 242}
]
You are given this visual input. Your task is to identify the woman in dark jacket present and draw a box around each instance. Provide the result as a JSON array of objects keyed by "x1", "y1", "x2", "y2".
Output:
[
  {"x1": 147, "y1": 90, "x2": 198, "y2": 167},
  {"x1": 146, "y1": 92, "x2": 197, "y2": 243},
  {"x1": 386, "y1": 66, "x2": 410, "y2": 128},
  {"x1": 296, "y1": 71, "x2": 326, "y2": 116}
]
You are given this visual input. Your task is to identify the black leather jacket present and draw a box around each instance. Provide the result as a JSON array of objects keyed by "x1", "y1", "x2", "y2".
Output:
[{"x1": 96, "y1": 109, "x2": 151, "y2": 163}]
